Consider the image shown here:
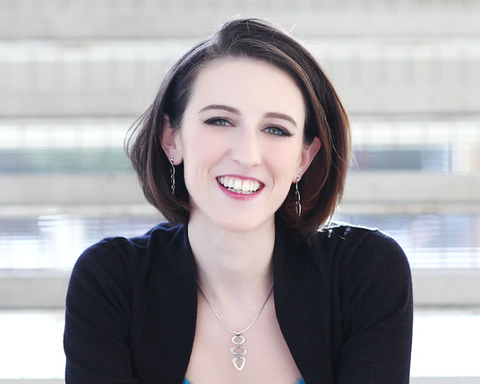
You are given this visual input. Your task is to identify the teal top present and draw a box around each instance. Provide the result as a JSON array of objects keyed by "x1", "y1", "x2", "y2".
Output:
[{"x1": 184, "y1": 380, "x2": 305, "y2": 384}]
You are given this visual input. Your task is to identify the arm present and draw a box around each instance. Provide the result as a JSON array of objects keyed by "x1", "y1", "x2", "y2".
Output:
[
  {"x1": 64, "y1": 239, "x2": 139, "y2": 384},
  {"x1": 335, "y1": 230, "x2": 413, "y2": 383}
]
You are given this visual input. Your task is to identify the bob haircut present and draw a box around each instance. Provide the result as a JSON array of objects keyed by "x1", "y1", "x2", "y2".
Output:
[{"x1": 127, "y1": 18, "x2": 351, "y2": 239}]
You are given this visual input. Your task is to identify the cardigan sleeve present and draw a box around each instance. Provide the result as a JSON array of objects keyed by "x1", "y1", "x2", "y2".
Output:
[
  {"x1": 334, "y1": 229, "x2": 413, "y2": 384},
  {"x1": 64, "y1": 238, "x2": 139, "y2": 384}
]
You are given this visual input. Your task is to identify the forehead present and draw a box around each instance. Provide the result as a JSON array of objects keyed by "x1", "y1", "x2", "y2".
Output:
[{"x1": 187, "y1": 58, "x2": 306, "y2": 118}]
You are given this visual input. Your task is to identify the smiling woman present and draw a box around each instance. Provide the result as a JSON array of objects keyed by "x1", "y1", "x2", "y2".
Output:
[
  {"x1": 161, "y1": 59, "x2": 319, "y2": 235},
  {"x1": 64, "y1": 18, "x2": 413, "y2": 384}
]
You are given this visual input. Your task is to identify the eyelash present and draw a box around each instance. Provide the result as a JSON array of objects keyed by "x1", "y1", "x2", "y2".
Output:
[
  {"x1": 263, "y1": 126, "x2": 292, "y2": 137},
  {"x1": 204, "y1": 118, "x2": 292, "y2": 137},
  {"x1": 204, "y1": 117, "x2": 231, "y2": 126}
]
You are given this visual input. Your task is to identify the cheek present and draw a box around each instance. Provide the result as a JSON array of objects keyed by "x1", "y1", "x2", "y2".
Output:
[
  {"x1": 183, "y1": 132, "x2": 226, "y2": 164},
  {"x1": 267, "y1": 144, "x2": 302, "y2": 175},
  {"x1": 181, "y1": 132, "x2": 227, "y2": 188}
]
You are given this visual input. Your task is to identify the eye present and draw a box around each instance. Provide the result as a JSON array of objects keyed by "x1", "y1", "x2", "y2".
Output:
[
  {"x1": 204, "y1": 117, "x2": 232, "y2": 126},
  {"x1": 263, "y1": 126, "x2": 292, "y2": 137}
]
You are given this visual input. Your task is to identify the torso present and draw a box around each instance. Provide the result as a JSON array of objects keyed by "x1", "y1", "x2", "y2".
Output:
[{"x1": 185, "y1": 292, "x2": 302, "y2": 384}]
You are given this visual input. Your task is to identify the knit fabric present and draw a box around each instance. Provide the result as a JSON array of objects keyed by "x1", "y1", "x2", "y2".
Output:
[{"x1": 65, "y1": 221, "x2": 413, "y2": 384}]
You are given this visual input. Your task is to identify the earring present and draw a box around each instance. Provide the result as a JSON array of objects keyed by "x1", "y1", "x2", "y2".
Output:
[
  {"x1": 295, "y1": 174, "x2": 301, "y2": 217},
  {"x1": 170, "y1": 158, "x2": 175, "y2": 196}
]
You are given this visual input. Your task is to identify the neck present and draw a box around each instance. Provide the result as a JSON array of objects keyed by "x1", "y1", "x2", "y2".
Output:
[{"x1": 187, "y1": 214, "x2": 275, "y2": 306}]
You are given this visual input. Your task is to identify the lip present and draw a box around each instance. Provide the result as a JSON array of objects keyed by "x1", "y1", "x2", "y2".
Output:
[{"x1": 216, "y1": 174, "x2": 264, "y2": 199}]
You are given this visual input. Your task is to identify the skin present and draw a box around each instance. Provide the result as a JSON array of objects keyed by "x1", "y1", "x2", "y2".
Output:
[{"x1": 162, "y1": 58, "x2": 320, "y2": 383}]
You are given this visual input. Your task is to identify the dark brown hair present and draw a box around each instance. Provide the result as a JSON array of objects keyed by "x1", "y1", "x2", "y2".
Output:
[{"x1": 127, "y1": 18, "x2": 351, "y2": 239}]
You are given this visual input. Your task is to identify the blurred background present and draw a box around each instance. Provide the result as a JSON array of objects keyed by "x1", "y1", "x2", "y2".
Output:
[{"x1": 0, "y1": 0, "x2": 479, "y2": 382}]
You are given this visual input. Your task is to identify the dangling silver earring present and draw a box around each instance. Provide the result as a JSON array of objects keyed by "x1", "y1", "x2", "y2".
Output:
[
  {"x1": 295, "y1": 174, "x2": 301, "y2": 217},
  {"x1": 170, "y1": 158, "x2": 175, "y2": 196}
]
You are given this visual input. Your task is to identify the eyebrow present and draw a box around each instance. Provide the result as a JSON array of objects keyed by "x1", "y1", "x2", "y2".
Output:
[
  {"x1": 198, "y1": 105, "x2": 298, "y2": 128},
  {"x1": 264, "y1": 112, "x2": 298, "y2": 128},
  {"x1": 198, "y1": 104, "x2": 240, "y2": 115}
]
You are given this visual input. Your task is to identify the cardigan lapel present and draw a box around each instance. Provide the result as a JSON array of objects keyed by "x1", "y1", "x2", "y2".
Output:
[
  {"x1": 138, "y1": 224, "x2": 198, "y2": 384},
  {"x1": 145, "y1": 222, "x2": 335, "y2": 383},
  {"x1": 273, "y1": 222, "x2": 334, "y2": 383}
]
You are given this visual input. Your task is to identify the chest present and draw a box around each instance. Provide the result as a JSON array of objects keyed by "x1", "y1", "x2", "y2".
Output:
[{"x1": 185, "y1": 298, "x2": 302, "y2": 384}]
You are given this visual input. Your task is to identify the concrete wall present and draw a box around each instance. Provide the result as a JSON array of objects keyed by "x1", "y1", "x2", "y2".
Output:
[
  {"x1": 1, "y1": 0, "x2": 480, "y2": 39},
  {"x1": 1, "y1": 1, "x2": 479, "y2": 117},
  {"x1": 1, "y1": 0, "x2": 479, "y2": 316},
  {"x1": 0, "y1": 269, "x2": 69, "y2": 309},
  {"x1": 1, "y1": 172, "x2": 479, "y2": 212},
  {"x1": 341, "y1": 172, "x2": 480, "y2": 214},
  {"x1": 0, "y1": 174, "x2": 145, "y2": 205},
  {"x1": 413, "y1": 269, "x2": 480, "y2": 308},
  {"x1": 2, "y1": 39, "x2": 479, "y2": 117}
]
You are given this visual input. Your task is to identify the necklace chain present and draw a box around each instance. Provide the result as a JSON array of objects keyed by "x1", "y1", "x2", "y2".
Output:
[
  {"x1": 196, "y1": 283, "x2": 273, "y2": 371},
  {"x1": 197, "y1": 284, "x2": 273, "y2": 334}
]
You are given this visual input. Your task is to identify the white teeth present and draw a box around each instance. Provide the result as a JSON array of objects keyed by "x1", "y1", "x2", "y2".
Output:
[
  {"x1": 233, "y1": 179, "x2": 242, "y2": 190},
  {"x1": 218, "y1": 177, "x2": 261, "y2": 194}
]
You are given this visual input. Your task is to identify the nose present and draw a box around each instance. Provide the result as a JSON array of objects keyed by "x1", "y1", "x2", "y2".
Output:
[{"x1": 230, "y1": 127, "x2": 262, "y2": 168}]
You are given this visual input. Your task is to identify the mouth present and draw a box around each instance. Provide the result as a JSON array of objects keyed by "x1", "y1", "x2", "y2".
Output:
[{"x1": 217, "y1": 176, "x2": 263, "y2": 195}]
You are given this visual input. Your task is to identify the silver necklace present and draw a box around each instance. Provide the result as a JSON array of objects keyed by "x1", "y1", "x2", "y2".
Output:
[{"x1": 197, "y1": 283, "x2": 273, "y2": 371}]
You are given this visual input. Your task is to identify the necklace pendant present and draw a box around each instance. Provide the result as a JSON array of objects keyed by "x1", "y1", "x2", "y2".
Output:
[
  {"x1": 231, "y1": 333, "x2": 247, "y2": 371},
  {"x1": 197, "y1": 284, "x2": 273, "y2": 373},
  {"x1": 232, "y1": 334, "x2": 245, "y2": 345},
  {"x1": 233, "y1": 355, "x2": 246, "y2": 371}
]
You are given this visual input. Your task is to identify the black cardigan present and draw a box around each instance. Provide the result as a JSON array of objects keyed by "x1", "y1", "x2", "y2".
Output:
[{"x1": 64, "y1": 221, "x2": 413, "y2": 383}]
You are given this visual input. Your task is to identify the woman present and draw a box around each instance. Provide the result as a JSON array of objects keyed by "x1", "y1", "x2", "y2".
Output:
[{"x1": 64, "y1": 18, "x2": 413, "y2": 383}]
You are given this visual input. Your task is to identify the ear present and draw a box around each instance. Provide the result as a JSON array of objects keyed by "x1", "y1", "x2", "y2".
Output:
[
  {"x1": 295, "y1": 137, "x2": 321, "y2": 182},
  {"x1": 161, "y1": 115, "x2": 183, "y2": 165}
]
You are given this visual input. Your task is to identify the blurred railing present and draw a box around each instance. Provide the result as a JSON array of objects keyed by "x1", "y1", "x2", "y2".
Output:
[
  {"x1": 0, "y1": 118, "x2": 478, "y2": 269},
  {"x1": 0, "y1": 215, "x2": 161, "y2": 269},
  {"x1": 351, "y1": 120, "x2": 480, "y2": 173},
  {"x1": 335, "y1": 213, "x2": 480, "y2": 269},
  {"x1": 1, "y1": 213, "x2": 479, "y2": 269},
  {"x1": 0, "y1": 120, "x2": 132, "y2": 173},
  {"x1": 1, "y1": 119, "x2": 478, "y2": 174}
]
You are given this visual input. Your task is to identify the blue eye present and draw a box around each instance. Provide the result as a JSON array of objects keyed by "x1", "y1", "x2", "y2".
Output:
[
  {"x1": 264, "y1": 126, "x2": 291, "y2": 137},
  {"x1": 204, "y1": 118, "x2": 231, "y2": 126}
]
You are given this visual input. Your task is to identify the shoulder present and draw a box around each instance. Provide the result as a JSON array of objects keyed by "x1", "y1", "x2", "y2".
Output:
[
  {"x1": 314, "y1": 222, "x2": 412, "y2": 310},
  {"x1": 317, "y1": 222, "x2": 401, "y2": 249},
  {"x1": 77, "y1": 221, "x2": 184, "y2": 258},
  {"x1": 315, "y1": 225, "x2": 414, "y2": 381},
  {"x1": 66, "y1": 222, "x2": 191, "y2": 323},
  {"x1": 317, "y1": 224, "x2": 413, "y2": 353},
  {"x1": 70, "y1": 222, "x2": 188, "y2": 282},
  {"x1": 317, "y1": 221, "x2": 406, "y2": 257},
  {"x1": 309, "y1": 222, "x2": 410, "y2": 279}
]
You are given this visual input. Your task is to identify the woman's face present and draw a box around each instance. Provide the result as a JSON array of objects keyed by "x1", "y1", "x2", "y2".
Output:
[{"x1": 166, "y1": 58, "x2": 320, "y2": 233}]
